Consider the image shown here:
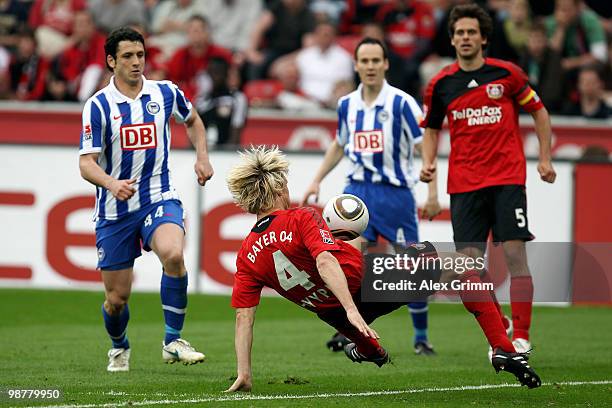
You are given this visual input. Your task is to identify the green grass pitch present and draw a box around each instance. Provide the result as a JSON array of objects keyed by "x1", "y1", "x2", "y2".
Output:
[{"x1": 0, "y1": 289, "x2": 611, "y2": 407}]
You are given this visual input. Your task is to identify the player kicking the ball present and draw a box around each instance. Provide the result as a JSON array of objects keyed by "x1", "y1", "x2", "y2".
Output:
[{"x1": 224, "y1": 146, "x2": 541, "y2": 392}]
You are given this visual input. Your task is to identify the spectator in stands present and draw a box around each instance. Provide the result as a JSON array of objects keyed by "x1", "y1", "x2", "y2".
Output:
[
  {"x1": 203, "y1": 0, "x2": 263, "y2": 55},
  {"x1": 519, "y1": 22, "x2": 565, "y2": 113},
  {"x1": 245, "y1": 0, "x2": 316, "y2": 80},
  {"x1": 0, "y1": 46, "x2": 10, "y2": 98},
  {"x1": 40, "y1": 61, "x2": 76, "y2": 101},
  {"x1": 276, "y1": 59, "x2": 321, "y2": 110},
  {"x1": 149, "y1": 0, "x2": 205, "y2": 60},
  {"x1": 166, "y1": 15, "x2": 233, "y2": 101},
  {"x1": 339, "y1": 0, "x2": 387, "y2": 34},
  {"x1": 89, "y1": 0, "x2": 145, "y2": 34},
  {"x1": 310, "y1": 0, "x2": 348, "y2": 24},
  {"x1": 545, "y1": 0, "x2": 608, "y2": 71},
  {"x1": 502, "y1": 0, "x2": 532, "y2": 58},
  {"x1": 8, "y1": 28, "x2": 49, "y2": 100},
  {"x1": 195, "y1": 57, "x2": 248, "y2": 146},
  {"x1": 28, "y1": 0, "x2": 86, "y2": 58},
  {"x1": 56, "y1": 10, "x2": 105, "y2": 101},
  {"x1": 0, "y1": 0, "x2": 31, "y2": 49},
  {"x1": 563, "y1": 65, "x2": 611, "y2": 119},
  {"x1": 376, "y1": 0, "x2": 436, "y2": 96},
  {"x1": 295, "y1": 20, "x2": 353, "y2": 106}
]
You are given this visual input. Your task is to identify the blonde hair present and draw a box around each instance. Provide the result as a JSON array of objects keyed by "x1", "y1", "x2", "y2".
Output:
[{"x1": 226, "y1": 146, "x2": 289, "y2": 214}]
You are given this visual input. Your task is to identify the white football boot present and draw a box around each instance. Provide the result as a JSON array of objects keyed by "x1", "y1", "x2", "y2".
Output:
[
  {"x1": 162, "y1": 338, "x2": 205, "y2": 365},
  {"x1": 107, "y1": 348, "x2": 130, "y2": 372},
  {"x1": 488, "y1": 316, "x2": 513, "y2": 362},
  {"x1": 512, "y1": 337, "x2": 532, "y2": 356}
]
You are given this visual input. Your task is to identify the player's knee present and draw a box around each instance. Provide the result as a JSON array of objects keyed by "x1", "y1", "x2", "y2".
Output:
[
  {"x1": 105, "y1": 294, "x2": 128, "y2": 314},
  {"x1": 160, "y1": 247, "x2": 184, "y2": 273},
  {"x1": 503, "y1": 247, "x2": 528, "y2": 272}
]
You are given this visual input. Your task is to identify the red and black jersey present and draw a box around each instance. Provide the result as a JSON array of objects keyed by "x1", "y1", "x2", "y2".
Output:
[
  {"x1": 421, "y1": 58, "x2": 544, "y2": 194},
  {"x1": 232, "y1": 207, "x2": 364, "y2": 311}
]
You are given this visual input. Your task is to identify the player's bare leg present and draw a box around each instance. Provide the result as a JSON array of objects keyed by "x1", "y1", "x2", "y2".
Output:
[
  {"x1": 151, "y1": 223, "x2": 205, "y2": 365},
  {"x1": 502, "y1": 240, "x2": 533, "y2": 354},
  {"x1": 101, "y1": 268, "x2": 133, "y2": 372}
]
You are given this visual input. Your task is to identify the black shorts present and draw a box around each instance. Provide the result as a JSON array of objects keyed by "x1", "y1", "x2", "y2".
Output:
[{"x1": 450, "y1": 185, "x2": 534, "y2": 251}]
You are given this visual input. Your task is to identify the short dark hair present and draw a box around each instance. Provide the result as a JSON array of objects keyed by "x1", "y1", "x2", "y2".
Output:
[
  {"x1": 104, "y1": 27, "x2": 145, "y2": 71},
  {"x1": 448, "y1": 4, "x2": 493, "y2": 49},
  {"x1": 354, "y1": 37, "x2": 388, "y2": 60},
  {"x1": 188, "y1": 14, "x2": 209, "y2": 28}
]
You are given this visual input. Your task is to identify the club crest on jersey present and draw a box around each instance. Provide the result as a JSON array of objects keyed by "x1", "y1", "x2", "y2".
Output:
[
  {"x1": 376, "y1": 110, "x2": 389, "y2": 123},
  {"x1": 486, "y1": 83, "x2": 504, "y2": 99},
  {"x1": 146, "y1": 101, "x2": 160, "y2": 115},
  {"x1": 120, "y1": 123, "x2": 157, "y2": 150},
  {"x1": 354, "y1": 130, "x2": 384, "y2": 153},
  {"x1": 319, "y1": 229, "x2": 334, "y2": 244}
]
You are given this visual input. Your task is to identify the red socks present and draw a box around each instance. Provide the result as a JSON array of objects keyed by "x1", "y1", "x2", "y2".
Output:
[
  {"x1": 459, "y1": 271, "x2": 516, "y2": 353},
  {"x1": 340, "y1": 328, "x2": 384, "y2": 357},
  {"x1": 510, "y1": 276, "x2": 534, "y2": 340}
]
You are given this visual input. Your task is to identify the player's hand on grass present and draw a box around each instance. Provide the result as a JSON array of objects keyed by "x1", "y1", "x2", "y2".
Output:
[
  {"x1": 225, "y1": 374, "x2": 252, "y2": 393},
  {"x1": 195, "y1": 159, "x2": 214, "y2": 186},
  {"x1": 537, "y1": 160, "x2": 556, "y2": 183},
  {"x1": 422, "y1": 198, "x2": 441, "y2": 221},
  {"x1": 420, "y1": 163, "x2": 436, "y2": 183},
  {"x1": 300, "y1": 182, "x2": 320, "y2": 206},
  {"x1": 108, "y1": 178, "x2": 136, "y2": 201},
  {"x1": 347, "y1": 307, "x2": 379, "y2": 339}
]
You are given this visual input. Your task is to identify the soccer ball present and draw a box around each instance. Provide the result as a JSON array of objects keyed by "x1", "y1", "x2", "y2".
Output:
[{"x1": 322, "y1": 194, "x2": 369, "y2": 241}]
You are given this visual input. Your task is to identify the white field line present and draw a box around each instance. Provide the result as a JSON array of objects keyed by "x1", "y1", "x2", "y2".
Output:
[{"x1": 23, "y1": 380, "x2": 612, "y2": 408}]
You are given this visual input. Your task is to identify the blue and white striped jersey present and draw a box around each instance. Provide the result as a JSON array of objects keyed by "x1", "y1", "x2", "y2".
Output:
[
  {"x1": 79, "y1": 76, "x2": 192, "y2": 220},
  {"x1": 336, "y1": 81, "x2": 423, "y2": 188}
]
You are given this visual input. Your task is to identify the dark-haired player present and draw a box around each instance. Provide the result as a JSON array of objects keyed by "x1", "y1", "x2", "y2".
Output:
[
  {"x1": 420, "y1": 4, "x2": 556, "y2": 360},
  {"x1": 225, "y1": 146, "x2": 541, "y2": 392},
  {"x1": 302, "y1": 37, "x2": 441, "y2": 356},
  {"x1": 79, "y1": 27, "x2": 214, "y2": 371}
]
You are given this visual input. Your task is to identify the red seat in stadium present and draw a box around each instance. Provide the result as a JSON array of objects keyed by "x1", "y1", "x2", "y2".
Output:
[
  {"x1": 336, "y1": 35, "x2": 362, "y2": 55},
  {"x1": 243, "y1": 79, "x2": 284, "y2": 106}
]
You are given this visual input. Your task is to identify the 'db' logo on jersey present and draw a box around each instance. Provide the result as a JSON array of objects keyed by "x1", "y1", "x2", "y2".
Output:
[
  {"x1": 354, "y1": 130, "x2": 384, "y2": 153},
  {"x1": 486, "y1": 84, "x2": 504, "y2": 99},
  {"x1": 120, "y1": 123, "x2": 157, "y2": 150}
]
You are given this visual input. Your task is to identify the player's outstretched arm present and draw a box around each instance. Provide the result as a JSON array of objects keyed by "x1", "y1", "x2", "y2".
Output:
[
  {"x1": 419, "y1": 128, "x2": 439, "y2": 183},
  {"x1": 225, "y1": 306, "x2": 257, "y2": 393},
  {"x1": 79, "y1": 153, "x2": 136, "y2": 201},
  {"x1": 184, "y1": 108, "x2": 214, "y2": 186},
  {"x1": 301, "y1": 140, "x2": 345, "y2": 206},
  {"x1": 530, "y1": 107, "x2": 556, "y2": 183},
  {"x1": 316, "y1": 251, "x2": 379, "y2": 339}
]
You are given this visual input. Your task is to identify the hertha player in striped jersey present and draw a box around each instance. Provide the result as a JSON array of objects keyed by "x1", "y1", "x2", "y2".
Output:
[
  {"x1": 303, "y1": 38, "x2": 441, "y2": 356},
  {"x1": 79, "y1": 27, "x2": 213, "y2": 372}
]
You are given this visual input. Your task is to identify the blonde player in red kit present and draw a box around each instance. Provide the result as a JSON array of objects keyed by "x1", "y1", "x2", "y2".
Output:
[{"x1": 225, "y1": 146, "x2": 541, "y2": 393}]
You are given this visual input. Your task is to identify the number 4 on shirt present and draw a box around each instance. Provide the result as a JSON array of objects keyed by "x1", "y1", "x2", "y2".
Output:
[{"x1": 273, "y1": 250, "x2": 315, "y2": 291}]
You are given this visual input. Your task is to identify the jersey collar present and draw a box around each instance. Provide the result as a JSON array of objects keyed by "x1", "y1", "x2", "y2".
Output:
[
  {"x1": 356, "y1": 80, "x2": 390, "y2": 109},
  {"x1": 107, "y1": 75, "x2": 152, "y2": 103}
]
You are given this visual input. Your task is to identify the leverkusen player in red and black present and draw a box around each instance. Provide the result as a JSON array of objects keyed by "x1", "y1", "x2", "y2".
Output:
[
  {"x1": 224, "y1": 146, "x2": 541, "y2": 393},
  {"x1": 419, "y1": 4, "x2": 556, "y2": 360}
]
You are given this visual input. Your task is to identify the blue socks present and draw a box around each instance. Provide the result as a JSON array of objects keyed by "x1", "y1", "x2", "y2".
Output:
[
  {"x1": 161, "y1": 273, "x2": 188, "y2": 345},
  {"x1": 102, "y1": 303, "x2": 130, "y2": 349},
  {"x1": 408, "y1": 301, "x2": 428, "y2": 344}
]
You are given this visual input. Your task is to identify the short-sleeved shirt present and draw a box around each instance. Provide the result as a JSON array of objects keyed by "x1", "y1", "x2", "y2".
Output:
[
  {"x1": 336, "y1": 80, "x2": 424, "y2": 188},
  {"x1": 232, "y1": 207, "x2": 364, "y2": 311},
  {"x1": 421, "y1": 58, "x2": 544, "y2": 194},
  {"x1": 79, "y1": 76, "x2": 192, "y2": 220}
]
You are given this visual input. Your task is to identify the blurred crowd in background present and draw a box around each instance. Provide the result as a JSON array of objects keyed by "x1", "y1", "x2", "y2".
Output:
[{"x1": 1, "y1": 0, "x2": 611, "y2": 142}]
